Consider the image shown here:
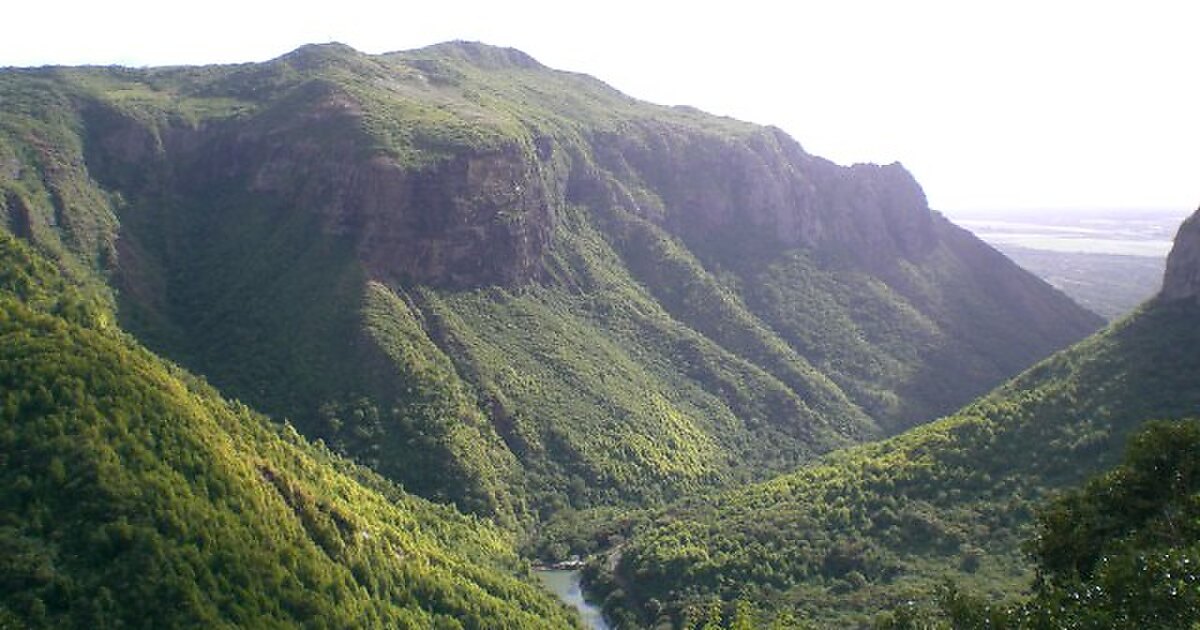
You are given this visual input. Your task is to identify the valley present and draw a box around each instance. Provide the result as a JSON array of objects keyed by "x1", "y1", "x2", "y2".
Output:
[{"x1": 0, "y1": 41, "x2": 1195, "y2": 629}]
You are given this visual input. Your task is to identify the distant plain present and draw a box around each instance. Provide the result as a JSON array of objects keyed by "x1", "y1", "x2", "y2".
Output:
[{"x1": 950, "y1": 207, "x2": 1191, "y2": 319}]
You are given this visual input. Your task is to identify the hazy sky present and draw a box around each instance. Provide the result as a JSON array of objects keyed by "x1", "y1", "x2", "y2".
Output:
[{"x1": 5, "y1": 1, "x2": 1197, "y2": 215}]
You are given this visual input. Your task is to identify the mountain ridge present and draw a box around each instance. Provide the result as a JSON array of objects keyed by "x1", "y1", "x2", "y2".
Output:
[{"x1": 0, "y1": 41, "x2": 1102, "y2": 528}]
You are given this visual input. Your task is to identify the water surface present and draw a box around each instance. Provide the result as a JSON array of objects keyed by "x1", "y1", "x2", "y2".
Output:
[{"x1": 535, "y1": 569, "x2": 610, "y2": 630}]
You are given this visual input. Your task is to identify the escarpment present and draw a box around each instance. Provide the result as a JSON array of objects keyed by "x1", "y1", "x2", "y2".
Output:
[
  {"x1": 79, "y1": 79, "x2": 560, "y2": 290},
  {"x1": 572, "y1": 123, "x2": 936, "y2": 272}
]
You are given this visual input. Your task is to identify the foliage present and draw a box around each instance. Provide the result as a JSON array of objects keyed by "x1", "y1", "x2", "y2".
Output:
[
  {"x1": 594, "y1": 297, "x2": 1200, "y2": 626},
  {"x1": 0, "y1": 41, "x2": 1161, "y2": 629},
  {"x1": 0, "y1": 233, "x2": 580, "y2": 628},
  {"x1": 1019, "y1": 418, "x2": 1200, "y2": 628},
  {"x1": 872, "y1": 420, "x2": 1200, "y2": 629}
]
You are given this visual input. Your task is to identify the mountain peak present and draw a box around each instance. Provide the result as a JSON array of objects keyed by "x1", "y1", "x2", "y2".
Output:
[
  {"x1": 291, "y1": 42, "x2": 360, "y2": 55},
  {"x1": 275, "y1": 42, "x2": 365, "y2": 70},
  {"x1": 407, "y1": 40, "x2": 545, "y2": 70},
  {"x1": 1161, "y1": 207, "x2": 1200, "y2": 302}
]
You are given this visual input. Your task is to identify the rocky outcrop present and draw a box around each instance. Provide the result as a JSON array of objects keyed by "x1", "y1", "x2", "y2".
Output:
[
  {"x1": 577, "y1": 123, "x2": 935, "y2": 270},
  {"x1": 351, "y1": 145, "x2": 557, "y2": 287},
  {"x1": 228, "y1": 86, "x2": 557, "y2": 288},
  {"x1": 3, "y1": 191, "x2": 33, "y2": 239},
  {"x1": 1161, "y1": 207, "x2": 1200, "y2": 302},
  {"x1": 238, "y1": 127, "x2": 557, "y2": 288}
]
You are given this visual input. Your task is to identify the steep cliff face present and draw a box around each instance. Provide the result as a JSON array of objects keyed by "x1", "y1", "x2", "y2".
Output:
[
  {"x1": 0, "y1": 42, "x2": 1102, "y2": 525},
  {"x1": 1162, "y1": 207, "x2": 1200, "y2": 302},
  {"x1": 232, "y1": 102, "x2": 560, "y2": 288},
  {"x1": 65, "y1": 45, "x2": 949, "y2": 298},
  {"x1": 574, "y1": 122, "x2": 936, "y2": 271},
  {"x1": 78, "y1": 73, "x2": 559, "y2": 290}
]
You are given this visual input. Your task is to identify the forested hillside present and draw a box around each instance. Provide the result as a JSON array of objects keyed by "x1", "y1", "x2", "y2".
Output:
[
  {"x1": 0, "y1": 232, "x2": 579, "y2": 628},
  {"x1": 0, "y1": 42, "x2": 1100, "y2": 528},
  {"x1": 591, "y1": 208, "x2": 1200, "y2": 627}
]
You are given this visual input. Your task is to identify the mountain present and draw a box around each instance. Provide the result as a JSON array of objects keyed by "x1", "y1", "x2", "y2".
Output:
[
  {"x1": 0, "y1": 41, "x2": 1100, "y2": 527},
  {"x1": 0, "y1": 231, "x2": 580, "y2": 628},
  {"x1": 591, "y1": 207, "x2": 1200, "y2": 627}
]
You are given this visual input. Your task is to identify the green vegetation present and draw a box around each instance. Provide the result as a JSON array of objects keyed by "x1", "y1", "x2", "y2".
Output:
[
  {"x1": 0, "y1": 231, "x2": 579, "y2": 628},
  {"x1": 1, "y1": 42, "x2": 1099, "y2": 542},
  {"x1": 593, "y1": 295, "x2": 1200, "y2": 627},
  {"x1": 3, "y1": 41, "x2": 1189, "y2": 629},
  {"x1": 874, "y1": 419, "x2": 1200, "y2": 629},
  {"x1": 417, "y1": 205, "x2": 860, "y2": 520},
  {"x1": 1017, "y1": 418, "x2": 1200, "y2": 628}
]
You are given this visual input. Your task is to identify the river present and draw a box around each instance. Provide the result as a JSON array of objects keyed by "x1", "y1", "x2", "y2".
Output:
[{"x1": 534, "y1": 569, "x2": 611, "y2": 629}]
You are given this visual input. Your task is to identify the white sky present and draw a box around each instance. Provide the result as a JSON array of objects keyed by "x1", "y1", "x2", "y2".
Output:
[{"x1": 4, "y1": 1, "x2": 1197, "y2": 215}]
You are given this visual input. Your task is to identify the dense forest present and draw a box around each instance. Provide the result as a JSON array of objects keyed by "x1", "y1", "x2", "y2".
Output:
[
  {"x1": 585, "y1": 277, "x2": 1200, "y2": 626},
  {"x1": 3, "y1": 41, "x2": 1195, "y2": 629},
  {"x1": 0, "y1": 231, "x2": 579, "y2": 628},
  {"x1": 865, "y1": 418, "x2": 1200, "y2": 629}
]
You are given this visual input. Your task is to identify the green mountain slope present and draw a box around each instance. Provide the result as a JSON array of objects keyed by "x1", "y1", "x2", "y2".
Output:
[
  {"x1": 1010, "y1": 418, "x2": 1200, "y2": 628},
  {"x1": 592, "y1": 209, "x2": 1200, "y2": 627},
  {"x1": 0, "y1": 42, "x2": 1101, "y2": 527},
  {"x1": 0, "y1": 232, "x2": 579, "y2": 628}
]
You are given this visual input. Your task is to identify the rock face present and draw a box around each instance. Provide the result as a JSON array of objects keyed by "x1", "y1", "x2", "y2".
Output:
[
  {"x1": 80, "y1": 82, "x2": 942, "y2": 292},
  {"x1": 239, "y1": 128, "x2": 557, "y2": 288},
  {"x1": 1161, "y1": 207, "x2": 1200, "y2": 302},
  {"x1": 353, "y1": 146, "x2": 557, "y2": 287},
  {"x1": 79, "y1": 79, "x2": 561, "y2": 290},
  {"x1": 575, "y1": 124, "x2": 936, "y2": 271},
  {"x1": 73, "y1": 44, "x2": 942, "y2": 292}
]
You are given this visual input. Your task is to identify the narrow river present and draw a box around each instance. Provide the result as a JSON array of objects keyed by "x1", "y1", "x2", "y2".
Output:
[{"x1": 534, "y1": 569, "x2": 611, "y2": 629}]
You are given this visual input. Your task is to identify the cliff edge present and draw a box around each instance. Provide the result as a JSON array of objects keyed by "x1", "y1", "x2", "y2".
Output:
[{"x1": 1161, "y1": 207, "x2": 1200, "y2": 302}]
